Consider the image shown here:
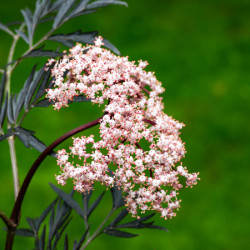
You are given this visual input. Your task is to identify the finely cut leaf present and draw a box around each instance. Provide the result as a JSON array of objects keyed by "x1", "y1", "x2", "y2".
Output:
[
  {"x1": 110, "y1": 209, "x2": 128, "y2": 226},
  {"x1": 24, "y1": 66, "x2": 45, "y2": 111},
  {"x1": 15, "y1": 127, "x2": 56, "y2": 157},
  {"x1": 26, "y1": 217, "x2": 37, "y2": 233},
  {"x1": 115, "y1": 221, "x2": 154, "y2": 229},
  {"x1": 49, "y1": 0, "x2": 65, "y2": 13},
  {"x1": 53, "y1": 0, "x2": 77, "y2": 28},
  {"x1": 15, "y1": 228, "x2": 34, "y2": 237},
  {"x1": 36, "y1": 197, "x2": 58, "y2": 232},
  {"x1": 34, "y1": 95, "x2": 91, "y2": 108},
  {"x1": 102, "y1": 38, "x2": 120, "y2": 55},
  {"x1": 0, "y1": 22, "x2": 14, "y2": 36},
  {"x1": 49, "y1": 183, "x2": 84, "y2": 218},
  {"x1": 48, "y1": 31, "x2": 120, "y2": 54},
  {"x1": 66, "y1": 0, "x2": 91, "y2": 20},
  {"x1": 14, "y1": 64, "x2": 37, "y2": 120},
  {"x1": 104, "y1": 229, "x2": 138, "y2": 238},
  {"x1": 33, "y1": 63, "x2": 55, "y2": 103},
  {"x1": 87, "y1": 191, "x2": 105, "y2": 217},
  {"x1": 38, "y1": 225, "x2": 46, "y2": 250},
  {"x1": 137, "y1": 213, "x2": 155, "y2": 222},
  {"x1": 24, "y1": 45, "x2": 63, "y2": 58},
  {"x1": 73, "y1": 227, "x2": 90, "y2": 250},
  {"x1": 86, "y1": 0, "x2": 128, "y2": 10},
  {"x1": 33, "y1": 98, "x2": 54, "y2": 108},
  {"x1": 7, "y1": 94, "x2": 14, "y2": 124},
  {"x1": 0, "y1": 131, "x2": 18, "y2": 142},
  {"x1": 115, "y1": 213, "x2": 156, "y2": 229},
  {"x1": 64, "y1": 234, "x2": 69, "y2": 250},
  {"x1": 0, "y1": 70, "x2": 6, "y2": 107},
  {"x1": 48, "y1": 31, "x2": 98, "y2": 46},
  {"x1": 147, "y1": 224, "x2": 169, "y2": 232},
  {"x1": 52, "y1": 216, "x2": 72, "y2": 249},
  {"x1": 110, "y1": 184, "x2": 124, "y2": 208},
  {"x1": 48, "y1": 206, "x2": 55, "y2": 247},
  {"x1": 0, "y1": 95, "x2": 8, "y2": 127},
  {"x1": 21, "y1": 9, "x2": 33, "y2": 44},
  {"x1": 15, "y1": 29, "x2": 29, "y2": 44}
]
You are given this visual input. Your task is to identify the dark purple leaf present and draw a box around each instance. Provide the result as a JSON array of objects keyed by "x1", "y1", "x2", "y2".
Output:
[
  {"x1": 0, "y1": 70, "x2": 6, "y2": 107},
  {"x1": 147, "y1": 224, "x2": 168, "y2": 232},
  {"x1": 48, "y1": 206, "x2": 55, "y2": 248},
  {"x1": 66, "y1": 0, "x2": 91, "y2": 19},
  {"x1": 33, "y1": 62, "x2": 55, "y2": 103},
  {"x1": 53, "y1": 0, "x2": 77, "y2": 28},
  {"x1": 115, "y1": 221, "x2": 154, "y2": 229},
  {"x1": 21, "y1": 8, "x2": 33, "y2": 44},
  {"x1": 0, "y1": 22, "x2": 14, "y2": 36},
  {"x1": 26, "y1": 217, "x2": 37, "y2": 233},
  {"x1": 15, "y1": 228, "x2": 34, "y2": 237},
  {"x1": 64, "y1": 234, "x2": 69, "y2": 250},
  {"x1": 72, "y1": 227, "x2": 90, "y2": 250},
  {"x1": 15, "y1": 127, "x2": 57, "y2": 157},
  {"x1": 33, "y1": 98, "x2": 54, "y2": 108},
  {"x1": 0, "y1": 95, "x2": 8, "y2": 127},
  {"x1": 110, "y1": 209, "x2": 128, "y2": 227},
  {"x1": 104, "y1": 229, "x2": 138, "y2": 238},
  {"x1": 14, "y1": 64, "x2": 37, "y2": 120},
  {"x1": 110, "y1": 184, "x2": 124, "y2": 208},
  {"x1": 48, "y1": 30, "x2": 120, "y2": 54},
  {"x1": 36, "y1": 198, "x2": 58, "y2": 232},
  {"x1": 52, "y1": 216, "x2": 72, "y2": 249},
  {"x1": 15, "y1": 29, "x2": 29, "y2": 44},
  {"x1": 24, "y1": 66, "x2": 45, "y2": 111},
  {"x1": 87, "y1": 191, "x2": 105, "y2": 217},
  {"x1": 0, "y1": 131, "x2": 18, "y2": 142},
  {"x1": 86, "y1": 0, "x2": 128, "y2": 10},
  {"x1": 49, "y1": 183, "x2": 84, "y2": 218},
  {"x1": 66, "y1": 9, "x2": 97, "y2": 20},
  {"x1": 24, "y1": 46, "x2": 63, "y2": 58},
  {"x1": 38, "y1": 225, "x2": 46, "y2": 250},
  {"x1": 7, "y1": 94, "x2": 14, "y2": 124},
  {"x1": 102, "y1": 38, "x2": 120, "y2": 55}
]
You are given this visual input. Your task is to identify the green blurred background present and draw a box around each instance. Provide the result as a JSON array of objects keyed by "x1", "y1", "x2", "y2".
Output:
[{"x1": 0, "y1": 0, "x2": 249, "y2": 249}]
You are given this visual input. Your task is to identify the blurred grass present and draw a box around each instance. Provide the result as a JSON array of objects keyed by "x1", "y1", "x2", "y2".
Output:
[{"x1": 0, "y1": 0, "x2": 250, "y2": 249}]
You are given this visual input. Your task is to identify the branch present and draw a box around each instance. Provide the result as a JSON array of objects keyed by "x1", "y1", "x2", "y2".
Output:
[
  {"x1": 10, "y1": 116, "x2": 103, "y2": 224},
  {"x1": 0, "y1": 210, "x2": 16, "y2": 229},
  {"x1": 143, "y1": 118, "x2": 156, "y2": 126},
  {"x1": 80, "y1": 208, "x2": 116, "y2": 250}
]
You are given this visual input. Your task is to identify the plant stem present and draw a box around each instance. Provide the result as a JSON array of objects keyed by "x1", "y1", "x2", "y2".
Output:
[
  {"x1": 80, "y1": 208, "x2": 116, "y2": 250},
  {"x1": 0, "y1": 210, "x2": 16, "y2": 229},
  {"x1": 8, "y1": 137, "x2": 19, "y2": 199},
  {"x1": 83, "y1": 196, "x2": 90, "y2": 240},
  {"x1": 5, "y1": 24, "x2": 24, "y2": 200},
  {"x1": 9, "y1": 27, "x2": 55, "y2": 73},
  {"x1": 11, "y1": 116, "x2": 103, "y2": 224},
  {"x1": 5, "y1": 116, "x2": 102, "y2": 250}
]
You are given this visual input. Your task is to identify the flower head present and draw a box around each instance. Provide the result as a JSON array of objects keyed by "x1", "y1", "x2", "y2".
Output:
[{"x1": 47, "y1": 36, "x2": 199, "y2": 219}]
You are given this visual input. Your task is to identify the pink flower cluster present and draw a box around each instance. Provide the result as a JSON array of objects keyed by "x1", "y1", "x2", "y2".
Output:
[{"x1": 47, "y1": 37, "x2": 199, "y2": 219}]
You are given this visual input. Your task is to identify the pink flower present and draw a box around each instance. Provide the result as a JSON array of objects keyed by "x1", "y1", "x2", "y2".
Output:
[{"x1": 47, "y1": 36, "x2": 199, "y2": 219}]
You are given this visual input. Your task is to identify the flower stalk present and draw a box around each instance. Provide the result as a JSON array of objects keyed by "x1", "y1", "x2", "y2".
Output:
[{"x1": 5, "y1": 116, "x2": 102, "y2": 249}]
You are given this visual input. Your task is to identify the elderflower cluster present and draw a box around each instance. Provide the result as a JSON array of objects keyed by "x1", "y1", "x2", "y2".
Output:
[{"x1": 47, "y1": 37, "x2": 199, "y2": 219}]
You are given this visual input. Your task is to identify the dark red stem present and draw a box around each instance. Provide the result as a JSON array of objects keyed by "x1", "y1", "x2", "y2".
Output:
[
  {"x1": 143, "y1": 118, "x2": 156, "y2": 126},
  {"x1": 5, "y1": 116, "x2": 102, "y2": 249}
]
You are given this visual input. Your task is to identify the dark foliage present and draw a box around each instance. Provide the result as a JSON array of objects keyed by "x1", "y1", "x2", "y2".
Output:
[
  {"x1": 0, "y1": 0, "x2": 125, "y2": 149},
  {"x1": 15, "y1": 183, "x2": 167, "y2": 248}
]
